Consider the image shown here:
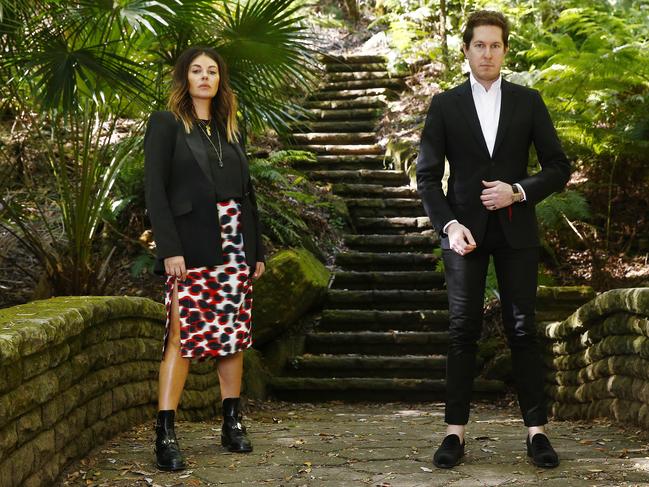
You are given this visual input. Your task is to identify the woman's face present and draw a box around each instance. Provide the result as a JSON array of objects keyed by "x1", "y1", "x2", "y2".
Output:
[{"x1": 187, "y1": 54, "x2": 220, "y2": 101}]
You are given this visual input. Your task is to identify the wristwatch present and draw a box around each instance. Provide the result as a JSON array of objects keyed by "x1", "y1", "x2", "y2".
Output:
[{"x1": 511, "y1": 184, "x2": 523, "y2": 203}]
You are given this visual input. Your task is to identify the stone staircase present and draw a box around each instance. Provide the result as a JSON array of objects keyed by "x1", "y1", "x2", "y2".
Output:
[{"x1": 269, "y1": 54, "x2": 505, "y2": 401}]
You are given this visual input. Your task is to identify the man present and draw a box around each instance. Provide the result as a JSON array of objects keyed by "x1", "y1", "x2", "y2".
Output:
[{"x1": 416, "y1": 10, "x2": 570, "y2": 469}]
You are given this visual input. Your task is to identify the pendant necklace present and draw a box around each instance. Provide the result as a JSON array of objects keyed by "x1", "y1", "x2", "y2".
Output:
[{"x1": 198, "y1": 119, "x2": 223, "y2": 167}]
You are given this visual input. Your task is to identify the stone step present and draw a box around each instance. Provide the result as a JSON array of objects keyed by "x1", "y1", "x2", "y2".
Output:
[
  {"x1": 290, "y1": 120, "x2": 377, "y2": 133},
  {"x1": 332, "y1": 183, "x2": 418, "y2": 198},
  {"x1": 305, "y1": 331, "x2": 449, "y2": 355},
  {"x1": 334, "y1": 251, "x2": 438, "y2": 271},
  {"x1": 326, "y1": 289, "x2": 448, "y2": 310},
  {"x1": 326, "y1": 71, "x2": 393, "y2": 82},
  {"x1": 287, "y1": 354, "x2": 447, "y2": 378},
  {"x1": 320, "y1": 78, "x2": 405, "y2": 92},
  {"x1": 291, "y1": 155, "x2": 386, "y2": 171},
  {"x1": 308, "y1": 170, "x2": 407, "y2": 186},
  {"x1": 346, "y1": 198, "x2": 425, "y2": 217},
  {"x1": 269, "y1": 377, "x2": 505, "y2": 402},
  {"x1": 304, "y1": 108, "x2": 383, "y2": 121},
  {"x1": 331, "y1": 270, "x2": 444, "y2": 290},
  {"x1": 320, "y1": 309, "x2": 449, "y2": 332},
  {"x1": 291, "y1": 144, "x2": 383, "y2": 155},
  {"x1": 290, "y1": 132, "x2": 377, "y2": 145},
  {"x1": 355, "y1": 216, "x2": 432, "y2": 234},
  {"x1": 303, "y1": 97, "x2": 387, "y2": 110},
  {"x1": 323, "y1": 54, "x2": 387, "y2": 64},
  {"x1": 290, "y1": 155, "x2": 387, "y2": 171},
  {"x1": 308, "y1": 87, "x2": 398, "y2": 101},
  {"x1": 343, "y1": 234, "x2": 438, "y2": 252},
  {"x1": 325, "y1": 62, "x2": 387, "y2": 73}
]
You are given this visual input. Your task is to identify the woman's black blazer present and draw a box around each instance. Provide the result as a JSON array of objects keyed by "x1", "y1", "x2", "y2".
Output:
[{"x1": 144, "y1": 110, "x2": 265, "y2": 275}]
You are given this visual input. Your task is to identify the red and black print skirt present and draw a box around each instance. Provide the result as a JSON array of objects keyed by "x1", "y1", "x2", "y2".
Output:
[{"x1": 163, "y1": 199, "x2": 253, "y2": 360}]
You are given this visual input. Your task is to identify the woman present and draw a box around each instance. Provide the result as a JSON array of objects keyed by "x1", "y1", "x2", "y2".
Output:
[{"x1": 144, "y1": 46, "x2": 266, "y2": 471}]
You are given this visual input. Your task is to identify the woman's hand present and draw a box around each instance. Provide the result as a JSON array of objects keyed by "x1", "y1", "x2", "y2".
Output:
[
  {"x1": 252, "y1": 261, "x2": 265, "y2": 279},
  {"x1": 164, "y1": 256, "x2": 187, "y2": 281}
]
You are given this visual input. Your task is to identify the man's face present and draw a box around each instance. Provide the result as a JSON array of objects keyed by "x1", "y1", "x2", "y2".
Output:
[{"x1": 463, "y1": 25, "x2": 508, "y2": 84}]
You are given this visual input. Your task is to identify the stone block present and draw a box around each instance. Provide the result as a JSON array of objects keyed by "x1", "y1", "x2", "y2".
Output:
[
  {"x1": 42, "y1": 393, "x2": 67, "y2": 429},
  {"x1": 253, "y1": 248, "x2": 330, "y2": 346},
  {"x1": 0, "y1": 421, "x2": 18, "y2": 461},
  {"x1": 15, "y1": 408, "x2": 43, "y2": 445},
  {"x1": 56, "y1": 361, "x2": 84, "y2": 392},
  {"x1": 22, "y1": 344, "x2": 70, "y2": 382},
  {"x1": 0, "y1": 361, "x2": 23, "y2": 395},
  {"x1": 242, "y1": 348, "x2": 270, "y2": 399},
  {"x1": 30, "y1": 429, "x2": 55, "y2": 470},
  {"x1": 1, "y1": 370, "x2": 58, "y2": 428},
  {"x1": 10, "y1": 440, "x2": 35, "y2": 486},
  {"x1": 0, "y1": 460, "x2": 11, "y2": 487}
]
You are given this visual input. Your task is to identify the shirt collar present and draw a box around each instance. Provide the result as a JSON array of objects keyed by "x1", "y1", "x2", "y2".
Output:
[{"x1": 469, "y1": 72, "x2": 502, "y2": 93}]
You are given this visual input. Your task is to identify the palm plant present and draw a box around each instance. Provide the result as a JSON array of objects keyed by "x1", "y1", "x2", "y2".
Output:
[
  {"x1": 145, "y1": 0, "x2": 318, "y2": 134},
  {"x1": 0, "y1": 0, "x2": 316, "y2": 296},
  {"x1": 1, "y1": 102, "x2": 142, "y2": 295}
]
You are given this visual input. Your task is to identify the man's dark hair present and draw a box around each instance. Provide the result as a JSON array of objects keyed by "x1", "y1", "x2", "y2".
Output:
[{"x1": 462, "y1": 10, "x2": 510, "y2": 48}]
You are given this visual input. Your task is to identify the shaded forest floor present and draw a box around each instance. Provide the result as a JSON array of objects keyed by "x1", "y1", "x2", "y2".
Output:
[{"x1": 61, "y1": 399, "x2": 649, "y2": 487}]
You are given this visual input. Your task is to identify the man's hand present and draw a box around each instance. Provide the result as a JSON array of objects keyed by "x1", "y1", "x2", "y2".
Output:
[
  {"x1": 480, "y1": 180, "x2": 514, "y2": 210},
  {"x1": 164, "y1": 255, "x2": 187, "y2": 281},
  {"x1": 447, "y1": 222, "x2": 477, "y2": 256}
]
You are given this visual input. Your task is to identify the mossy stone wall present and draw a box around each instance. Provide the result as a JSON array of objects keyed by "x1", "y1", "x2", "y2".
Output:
[
  {"x1": 0, "y1": 296, "x2": 220, "y2": 487},
  {"x1": 0, "y1": 248, "x2": 330, "y2": 487},
  {"x1": 539, "y1": 287, "x2": 649, "y2": 428},
  {"x1": 477, "y1": 285, "x2": 595, "y2": 382}
]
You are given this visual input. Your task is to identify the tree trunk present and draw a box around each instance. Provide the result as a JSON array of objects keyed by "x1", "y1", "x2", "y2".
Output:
[
  {"x1": 341, "y1": 0, "x2": 360, "y2": 24},
  {"x1": 439, "y1": 0, "x2": 449, "y2": 71}
]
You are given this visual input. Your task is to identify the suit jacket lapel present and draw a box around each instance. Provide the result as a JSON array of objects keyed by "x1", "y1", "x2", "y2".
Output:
[
  {"x1": 492, "y1": 79, "x2": 516, "y2": 158},
  {"x1": 184, "y1": 125, "x2": 214, "y2": 185},
  {"x1": 456, "y1": 80, "x2": 490, "y2": 158}
]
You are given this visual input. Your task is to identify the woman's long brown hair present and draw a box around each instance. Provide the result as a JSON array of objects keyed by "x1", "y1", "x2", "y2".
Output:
[{"x1": 168, "y1": 46, "x2": 239, "y2": 143}]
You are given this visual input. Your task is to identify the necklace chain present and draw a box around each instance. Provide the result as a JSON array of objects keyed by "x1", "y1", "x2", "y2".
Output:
[{"x1": 197, "y1": 119, "x2": 223, "y2": 168}]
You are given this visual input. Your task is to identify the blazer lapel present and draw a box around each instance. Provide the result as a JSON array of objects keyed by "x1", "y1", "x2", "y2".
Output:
[
  {"x1": 184, "y1": 125, "x2": 214, "y2": 185},
  {"x1": 456, "y1": 80, "x2": 490, "y2": 158},
  {"x1": 492, "y1": 79, "x2": 516, "y2": 157}
]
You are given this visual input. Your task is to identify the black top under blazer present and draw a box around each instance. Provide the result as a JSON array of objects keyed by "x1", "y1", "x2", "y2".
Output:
[
  {"x1": 416, "y1": 79, "x2": 571, "y2": 249},
  {"x1": 144, "y1": 111, "x2": 265, "y2": 275}
]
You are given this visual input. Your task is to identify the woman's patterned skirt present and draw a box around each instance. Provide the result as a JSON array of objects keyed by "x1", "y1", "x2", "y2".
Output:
[{"x1": 163, "y1": 199, "x2": 253, "y2": 360}]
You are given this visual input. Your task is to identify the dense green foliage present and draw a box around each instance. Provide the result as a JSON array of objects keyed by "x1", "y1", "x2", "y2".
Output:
[
  {"x1": 0, "y1": 0, "x2": 316, "y2": 296},
  {"x1": 522, "y1": 4, "x2": 649, "y2": 251},
  {"x1": 372, "y1": 0, "x2": 648, "y2": 259}
]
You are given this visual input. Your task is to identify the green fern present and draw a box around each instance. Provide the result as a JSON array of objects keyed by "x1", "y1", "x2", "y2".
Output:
[{"x1": 536, "y1": 190, "x2": 590, "y2": 233}]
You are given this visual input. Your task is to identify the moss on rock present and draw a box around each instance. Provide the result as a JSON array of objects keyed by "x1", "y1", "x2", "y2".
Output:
[
  {"x1": 254, "y1": 248, "x2": 330, "y2": 346},
  {"x1": 541, "y1": 288, "x2": 649, "y2": 429}
]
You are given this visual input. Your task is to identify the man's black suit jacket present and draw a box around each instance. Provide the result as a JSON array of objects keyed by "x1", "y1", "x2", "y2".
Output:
[
  {"x1": 416, "y1": 78, "x2": 571, "y2": 249},
  {"x1": 144, "y1": 111, "x2": 265, "y2": 275}
]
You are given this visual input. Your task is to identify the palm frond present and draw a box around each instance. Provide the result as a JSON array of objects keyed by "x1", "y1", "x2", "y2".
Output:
[{"x1": 213, "y1": 0, "x2": 319, "y2": 133}]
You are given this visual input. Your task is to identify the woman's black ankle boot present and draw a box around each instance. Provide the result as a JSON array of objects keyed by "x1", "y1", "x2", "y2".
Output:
[
  {"x1": 154, "y1": 410, "x2": 186, "y2": 471},
  {"x1": 221, "y1": 397, "x2": 253, "y2": 453}
]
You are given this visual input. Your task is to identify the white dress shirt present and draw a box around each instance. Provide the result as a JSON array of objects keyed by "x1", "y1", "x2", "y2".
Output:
[
  {"x1": 470, "y1": 72, "x2": 502, "y2": 157},
  {"x1": 442, "y1": 72, "x2": 526, "y2": 235}
]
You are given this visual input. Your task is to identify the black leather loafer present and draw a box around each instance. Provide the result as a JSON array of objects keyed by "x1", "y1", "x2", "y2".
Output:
[
  {"x1": 433, "y1": 434, "x2": 465, "y2": 468},
  {"x1": 527, "y1": 433, "x2": 559, "y2": 468}
]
